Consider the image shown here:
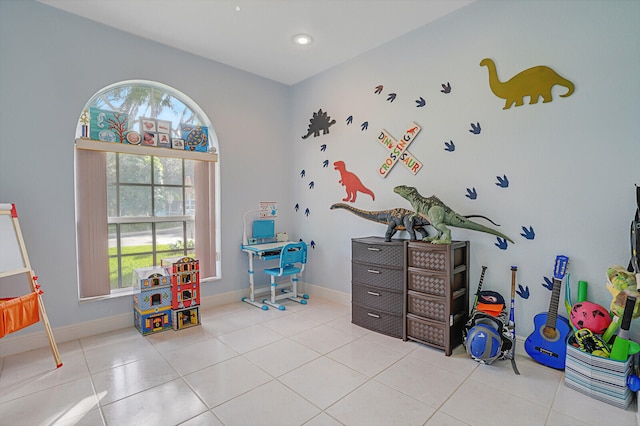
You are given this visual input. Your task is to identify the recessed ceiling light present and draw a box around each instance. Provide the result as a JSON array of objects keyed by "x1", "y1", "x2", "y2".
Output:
[{"x1": 293, "y1": 34, "x2": 313, "y2": 46}]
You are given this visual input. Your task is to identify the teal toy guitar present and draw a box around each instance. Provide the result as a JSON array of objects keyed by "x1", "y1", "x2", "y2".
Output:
[{"x1": 525, "y1": 255, "x2": 571, "y2": 370}]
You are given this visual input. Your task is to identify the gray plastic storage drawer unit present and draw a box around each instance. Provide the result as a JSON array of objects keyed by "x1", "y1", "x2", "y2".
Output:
[{"x1": 351, "y1": 236, "x2": 404, "y2": 338}]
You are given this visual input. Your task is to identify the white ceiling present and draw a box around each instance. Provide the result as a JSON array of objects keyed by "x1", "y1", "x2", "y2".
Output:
[{"x1": 37, "y1": 0, "x2": 475, "y2": 86}]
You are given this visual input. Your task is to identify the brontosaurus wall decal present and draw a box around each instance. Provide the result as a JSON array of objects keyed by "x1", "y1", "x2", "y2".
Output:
[{"x1": 480, "y1": 58, "x2": 574, "y2": 110}]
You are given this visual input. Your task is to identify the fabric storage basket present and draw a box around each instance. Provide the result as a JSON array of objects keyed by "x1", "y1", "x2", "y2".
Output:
[
  {"x1": 0, "y1": 292, "x2": 39, "y2": 338},
  {"x1": 564, "y1": 334, "x2": 634, "y2": 409}
]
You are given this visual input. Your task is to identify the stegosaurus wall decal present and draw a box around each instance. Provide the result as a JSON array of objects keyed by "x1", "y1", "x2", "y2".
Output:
[{"x1": 301, "y1": 109, "x2": 336, "y2": 139}]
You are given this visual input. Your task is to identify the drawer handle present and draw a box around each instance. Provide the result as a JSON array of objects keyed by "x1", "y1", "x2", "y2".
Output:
[
  {"x1": 367, "y1": 291, "x2": 381, "y2": 296},
  {"x1": 367, "y1": 269, "x2": 380, "y2": 274},
  {"x1": 366, "y1": 247, "x2": 381, "y2": 251},
  {"x1": 367, "y1": 312, "x2": 380, "y2": 319}
]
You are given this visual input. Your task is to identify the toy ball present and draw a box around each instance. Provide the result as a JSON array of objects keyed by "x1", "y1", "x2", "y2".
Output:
[
  {"x1": 570, "y1": 301, "x2": 612, "y2": 334},
  {"x1": 466, "y1": 323, "x2": 501, "y2": 364},
  {"x1": 627, "y1": 374, "x2": 640, "y2": 392}
]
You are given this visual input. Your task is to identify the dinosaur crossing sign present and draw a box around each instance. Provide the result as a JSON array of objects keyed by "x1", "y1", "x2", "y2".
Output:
[{"x1": 377, "y1": 122, "x2": 423, "y2": 177}]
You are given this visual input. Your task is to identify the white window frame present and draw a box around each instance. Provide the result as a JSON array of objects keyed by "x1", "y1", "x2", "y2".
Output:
[{"x1": 74, "y1": 80, "x2": 220, "y2": 300}]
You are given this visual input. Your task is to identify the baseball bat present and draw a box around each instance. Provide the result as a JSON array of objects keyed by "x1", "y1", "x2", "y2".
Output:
[{"x1": 510, "y1": 265, "x2": 520, "y2": 375}]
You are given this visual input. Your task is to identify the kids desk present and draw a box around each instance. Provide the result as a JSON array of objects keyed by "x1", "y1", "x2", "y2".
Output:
[{"x1": 240, "y1": 241, "x2": 300, "y2": 310}]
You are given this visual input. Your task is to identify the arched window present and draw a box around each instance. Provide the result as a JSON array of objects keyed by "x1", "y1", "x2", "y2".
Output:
[{"x1": 75, "y1": 81, "x2": 219, "y2": 299}]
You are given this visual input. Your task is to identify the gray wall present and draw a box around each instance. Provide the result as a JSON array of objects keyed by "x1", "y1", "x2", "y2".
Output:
[
  {"x1": 0, "y1": 0, "x2": 292, "y2": 332},
  {"x1": 290, "y1": 0, "x2": 640, "y2": 339},
  {"x1": 1, "y1": 0, "x2": 639, "y2": 345}
]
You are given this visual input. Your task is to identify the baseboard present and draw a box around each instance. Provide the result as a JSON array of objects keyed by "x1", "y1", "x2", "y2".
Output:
[
  {"x1": 0, "y1": 288, "x2": 249, "y2": 358},
  {"x1": 0, "y1": 312, "x2": 133, "y2": 358},
  {"x1": 301, "y1": 281, "x2": 350, "y2": 306}
]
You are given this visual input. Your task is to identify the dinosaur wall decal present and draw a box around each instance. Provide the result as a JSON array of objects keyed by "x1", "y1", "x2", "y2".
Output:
[
  {"x1": 330, "y1": 203, "x2": 430, "y2": 241},
  {"x1": 333, "y1": 161, "x2": 375, "y2": 203},
  {"x1": 480, "y1": 58, "x2": 574, "y2": 110},
  {"x1": 393, "y1": 185, "x2": 514, "y2": 245},
  {"x1": 301, "y1": 109, "x2": 336, "y2": 139}
]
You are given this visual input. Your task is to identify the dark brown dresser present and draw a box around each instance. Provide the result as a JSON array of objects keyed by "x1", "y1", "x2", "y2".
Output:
[
  {"x1": 403, "y1": 240, "x2": 469, "y2": 355},
  {"x1": 351, "y1": 236, "x2": 404, "y2": 338}
]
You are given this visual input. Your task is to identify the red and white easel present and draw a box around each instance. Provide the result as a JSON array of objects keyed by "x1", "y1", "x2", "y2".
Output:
[{"x1": 0, "y1": 203, "x2": 62, "y2": 368}]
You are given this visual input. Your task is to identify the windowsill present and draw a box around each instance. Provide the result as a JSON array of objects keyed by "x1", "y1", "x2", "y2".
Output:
[
  {"x1": 78, "y1": 287, "x2": 133, "y2": 303},
  {"x1": 75, "y1": 138, "x2": 218, "y2": 162},
  {"x1": 78, "y1": 275, "x2": 220, "y2": 303}
]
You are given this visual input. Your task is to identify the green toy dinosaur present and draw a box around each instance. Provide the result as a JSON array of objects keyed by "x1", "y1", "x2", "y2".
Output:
[
  {"x1": 393, "y1": 185, "x2": 514, "y2": 245},
  {"x1": 607, "y1": 265, "x2": 637, "y2": 291},
  {"x1": 330, "y1": 203, "x2": 430, "y2": 241}
]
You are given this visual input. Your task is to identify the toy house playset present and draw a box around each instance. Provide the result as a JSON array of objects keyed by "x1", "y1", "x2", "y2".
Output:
[
  {"x1": 133, "y1": 257, "x2": 201, "y2": 335},
  {"x1": 132, "y1": 266, "x2": 173, "y2": 335},
  {"x1": 164, "y1": 256, "x2": 201, "y2": 330}
]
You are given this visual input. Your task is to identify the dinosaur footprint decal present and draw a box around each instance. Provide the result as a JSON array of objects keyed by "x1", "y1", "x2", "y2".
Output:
[
  {"x1": 495, "y1": 175, "x2": 509, "y2": 188},
  {"x1": 334, "y1": 161, "x2": 375, "y2": 203},
  {"x1": 520, "y1": 226, "x2": 535, "y2": 240},
  {"x1": 495, "y1": 237, "x2": 509, "y2": 250},
  {"x1": 516, "y1": 284, "x2": 530, "y2": 299},
  {"x1": 444, "y1": 140, "x2": 455, "y2": 152},
  {"x1": 465, "y1": 187, "x2": 477, "y2": 200},
  {"x1": 469, "y1": 122, "x2": 481, "y2": 134}
]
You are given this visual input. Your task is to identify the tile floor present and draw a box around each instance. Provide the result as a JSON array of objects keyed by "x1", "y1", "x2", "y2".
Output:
[{"x1": 0, "y1": 298, "x2": 637, "y2": 426}]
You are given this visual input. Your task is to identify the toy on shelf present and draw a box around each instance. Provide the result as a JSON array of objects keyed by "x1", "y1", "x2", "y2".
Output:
[{"x1": 393, "y1": 185, "x2": 513, "y2": 245}]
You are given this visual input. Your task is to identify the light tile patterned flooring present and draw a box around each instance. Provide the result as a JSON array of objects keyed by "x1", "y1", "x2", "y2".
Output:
[{"x1": 0, "y1": 298, "x2": 637, "y2": 425}]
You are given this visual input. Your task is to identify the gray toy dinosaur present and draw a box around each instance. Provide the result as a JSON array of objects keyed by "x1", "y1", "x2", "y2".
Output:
[
  {"x1": 393, "y1": 185, "x2": 514, "y2": 245},
  {"x1": 330, "y1": 203, "x2": 430, "y2": 241}
]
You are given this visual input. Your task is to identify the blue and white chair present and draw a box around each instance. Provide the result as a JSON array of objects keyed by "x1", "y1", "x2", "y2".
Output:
[{"x1": 262, "y1": 242, "x2": 309, "y2": 310}]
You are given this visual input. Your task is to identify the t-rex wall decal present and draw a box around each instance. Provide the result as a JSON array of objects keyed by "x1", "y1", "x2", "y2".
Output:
[
  {"x1": 301, "y1": 109, "x2": 336, "y2": 139},
  {"x1": 333, "y1": 161, "x2": 375, "y2": 202},
  {"x1": 480, "y1": 58, "x2": 574, "y2": 110}
]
